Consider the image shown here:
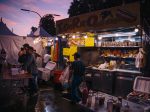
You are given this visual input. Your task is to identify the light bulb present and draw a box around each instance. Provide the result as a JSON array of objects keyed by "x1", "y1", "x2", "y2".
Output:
[
  {"x1": 72, "y1": 35, "x2": 75, "y2": 39},
  {"x1": 84, "y1": 35, "x2": 88, "y2": 38},
  {"x1": 98, "y1": 36, "x2": 102, "y2": 40},
  {"x1": 134, "y1": 28, "x2": 139, "y2": 32},
  {"x1": 55, "y1": 37, "x2": 58, "y2": 41},
  {"x1": 62, "y1": 35, "x2": 66, "y2": 38},
  {"x1": 115, "y1": 33, "x2": 119, "y2": 37}
]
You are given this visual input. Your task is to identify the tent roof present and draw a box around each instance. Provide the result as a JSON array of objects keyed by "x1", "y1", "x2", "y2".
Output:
[
  {"x1": 33, "y1": 26, "x2": 52, "y2": 37},
  {"x1": 0, "y1": 18, "x2": 17, "y2": 36}
]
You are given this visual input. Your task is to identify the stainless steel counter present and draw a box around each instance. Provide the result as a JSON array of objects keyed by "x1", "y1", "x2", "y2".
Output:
[{"x1": 86, "y1": 67, "x2": 141, "y2": 74}]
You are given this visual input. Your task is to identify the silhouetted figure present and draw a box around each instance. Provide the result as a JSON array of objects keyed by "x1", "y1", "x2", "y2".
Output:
[
  {"x1": 0, "y1": 48, "x2": 6, "y2": 73},
  {"x1": 70, "y1": 52, "x2": 85, "y2": 103}
]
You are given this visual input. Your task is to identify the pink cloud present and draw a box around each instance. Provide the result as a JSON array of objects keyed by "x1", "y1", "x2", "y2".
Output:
[
  {"x1": 41, "y1": 0, "x2": 54, "y2": 3},
  {"x1": 8, "y1": 0, "x2": 37, "y2": 6},
  {"x1": 0, "y1": 4, "x2": 23, "y2": 21},
  {"x1": 41, "y1": 0, "x2": 72, "y2": 5},
  {"x1": 0, "y1": 4, "x2": 16, "y2": 13},
  {"x1": 0, "y1": 0, "x2": 71, "y2": 36}
]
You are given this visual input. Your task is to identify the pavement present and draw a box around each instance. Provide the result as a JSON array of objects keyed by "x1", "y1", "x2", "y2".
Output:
[{"x1": 0, "y1": 78, "x2": 83, "y2": 112}]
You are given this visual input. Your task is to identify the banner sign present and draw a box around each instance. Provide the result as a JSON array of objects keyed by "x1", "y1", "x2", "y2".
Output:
[
  {"x1": 69, "y1": 46, "x2": 77, "y2": 62},
  {"x1": 63, "y1": 48, "x2": 70, "y2": 56},
  {"x1": 56, "y1": 2, "x2": 140, "y2": 34}
]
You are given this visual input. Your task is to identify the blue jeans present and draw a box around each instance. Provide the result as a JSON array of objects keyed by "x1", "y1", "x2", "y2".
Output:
[
  {"x1": 29, "y1": 73, "x2": 38, "y2": 94},
  {"x1": 71, "y1": 75, "x2": 83, "y2": 102}
]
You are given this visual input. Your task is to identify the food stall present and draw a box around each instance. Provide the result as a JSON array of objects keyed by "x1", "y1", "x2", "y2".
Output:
[{"x1": 56, "y1": 1, "x2": 150, "y2": 110}]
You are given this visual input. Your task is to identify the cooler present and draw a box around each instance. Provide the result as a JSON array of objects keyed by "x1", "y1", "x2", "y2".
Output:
[
  {"x1": 38, "y1": 61, "x2": 56, "y2": 81},
  {"x1": 127, "y1": 76, "x2": 150, "y2": 107}
]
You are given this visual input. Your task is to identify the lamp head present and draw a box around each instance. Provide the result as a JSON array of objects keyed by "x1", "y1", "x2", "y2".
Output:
[{"x1": 21, "y1": 9, "x2": 30, "y2": 11}]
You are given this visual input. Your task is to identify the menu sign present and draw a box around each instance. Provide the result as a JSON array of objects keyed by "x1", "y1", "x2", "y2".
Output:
[{"x1": 56, "y1": 2, "x2": 140, "y2": 34}]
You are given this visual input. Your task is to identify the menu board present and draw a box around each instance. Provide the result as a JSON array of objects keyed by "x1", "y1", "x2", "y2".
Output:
[
  {"x1": 85, "y1": 37, "x2": 94, "y2": 47},
  {"x1": 63, "y1": 48, "x2": 70, "y2": 56}
]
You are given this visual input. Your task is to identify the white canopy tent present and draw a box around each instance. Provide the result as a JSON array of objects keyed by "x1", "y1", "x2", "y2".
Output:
[
  {"x1": 0, "y1": 18, "x2": 43, "y2": 65},
  {"x1": 33, "y1": 26, "x2": 53, "y2": 37},
  {"x1": 0, "y1": 35, "x2": 43, "y2": 64}
]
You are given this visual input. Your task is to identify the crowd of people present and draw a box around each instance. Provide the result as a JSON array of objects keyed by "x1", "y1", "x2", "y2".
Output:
[
  {"x1": 0, "y1": 42, "x2": 86, "y2": 104},
  {"x1": 18, "y1": 43, "x2": 86, "y2": 103}
]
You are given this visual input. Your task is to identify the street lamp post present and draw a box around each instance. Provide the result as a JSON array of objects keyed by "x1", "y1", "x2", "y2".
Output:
[
  {"x1": 21, "y1": 9, "x2": 42, "y2": 18},
  {"x1": 21, "y1": 8, "x2": 61, "y2": 28},
  {"x1": 20, "y1": 8, "x2": 60, "y2": 18}
]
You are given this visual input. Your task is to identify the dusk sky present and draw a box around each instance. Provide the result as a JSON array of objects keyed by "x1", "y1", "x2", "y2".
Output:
[{"x1": 0, "y1": 0, "x2": 72, "y2": 36}]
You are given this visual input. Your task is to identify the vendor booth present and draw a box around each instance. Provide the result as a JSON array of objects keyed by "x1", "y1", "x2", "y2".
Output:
[{"x1": 56, "y1": 1, "x2": 150, "y2": 111}]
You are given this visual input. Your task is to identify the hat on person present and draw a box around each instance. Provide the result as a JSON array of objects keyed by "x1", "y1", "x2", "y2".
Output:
[
  {"x1": 73, "y1": 52, "x2": 80, "y2": 58},
  {"x1": 23, "y1": 43, "x2": 30, "y2": 48}
]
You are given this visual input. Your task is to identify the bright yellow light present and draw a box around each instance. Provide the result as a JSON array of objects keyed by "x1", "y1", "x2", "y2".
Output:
[
  {"x1": 84, "y1": 35, "x2": 88, "y2": 39},
  {"x1": 33, "y1": 37, "x2": 41, "y2": 44},
  {"x1": 62, "y1": 35, "x2": 66, "y2": 38}
]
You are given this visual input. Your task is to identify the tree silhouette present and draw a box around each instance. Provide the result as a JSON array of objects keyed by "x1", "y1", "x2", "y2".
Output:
[
  {"x1": 31, "y1": 26, "x2": 37, "y2": 32},
  {"x1": 68, "y1": 0, "x2": 139, "y2": 17},
  {"x1": 40, "y1": 14, "x2": 56, "y2": 36}
]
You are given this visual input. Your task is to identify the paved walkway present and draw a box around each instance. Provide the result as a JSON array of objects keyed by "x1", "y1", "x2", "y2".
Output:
[
  {"x1": 0, "y1": 79, "x2": 84, "y2": 112},
  {"x1": 35, "y1": 89, "x2": 82, "y2": 112}
]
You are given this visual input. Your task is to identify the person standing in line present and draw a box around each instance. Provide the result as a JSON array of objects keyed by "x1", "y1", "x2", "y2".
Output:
[
  {"x1": 70, "y1": 52, "x2": 85, "y2": 103},
  {"x1": 25, "y1": 46, "x2": 39, "y2": 95},
  {"x1": 0, "y1": 48, "x2": 6, "y2": 74}
]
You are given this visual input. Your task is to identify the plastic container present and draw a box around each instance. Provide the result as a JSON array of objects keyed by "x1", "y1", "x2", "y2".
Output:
[
  {"x1": 53, "y1": 70, "x2": 63, "y2": 83},
  {"x1": 11, "y1": 68, "x2": 20, "y2": 75}
]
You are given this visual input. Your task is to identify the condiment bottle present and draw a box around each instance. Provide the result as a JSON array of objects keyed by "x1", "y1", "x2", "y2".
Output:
[
  {"x1": 95, "y1": 92, "x2": 99, "y2": 109},
  {"x1": 81, "y1": 87, "x2": 88, "y2": 104},
  {"x1": 87, "y1": 90, "x2": 93, "y2": 107},
  {"x1": 107, "y1": 98, "x2": 114, "y2": 112}
]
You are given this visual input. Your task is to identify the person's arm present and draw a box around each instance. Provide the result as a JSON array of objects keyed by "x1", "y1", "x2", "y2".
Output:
[
  {"x1": 35, "y1": 53, "x2": 41, "y2": 58},
  {"x1": 68, "y1": 62, "x2": 74, "y2": 82}
]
